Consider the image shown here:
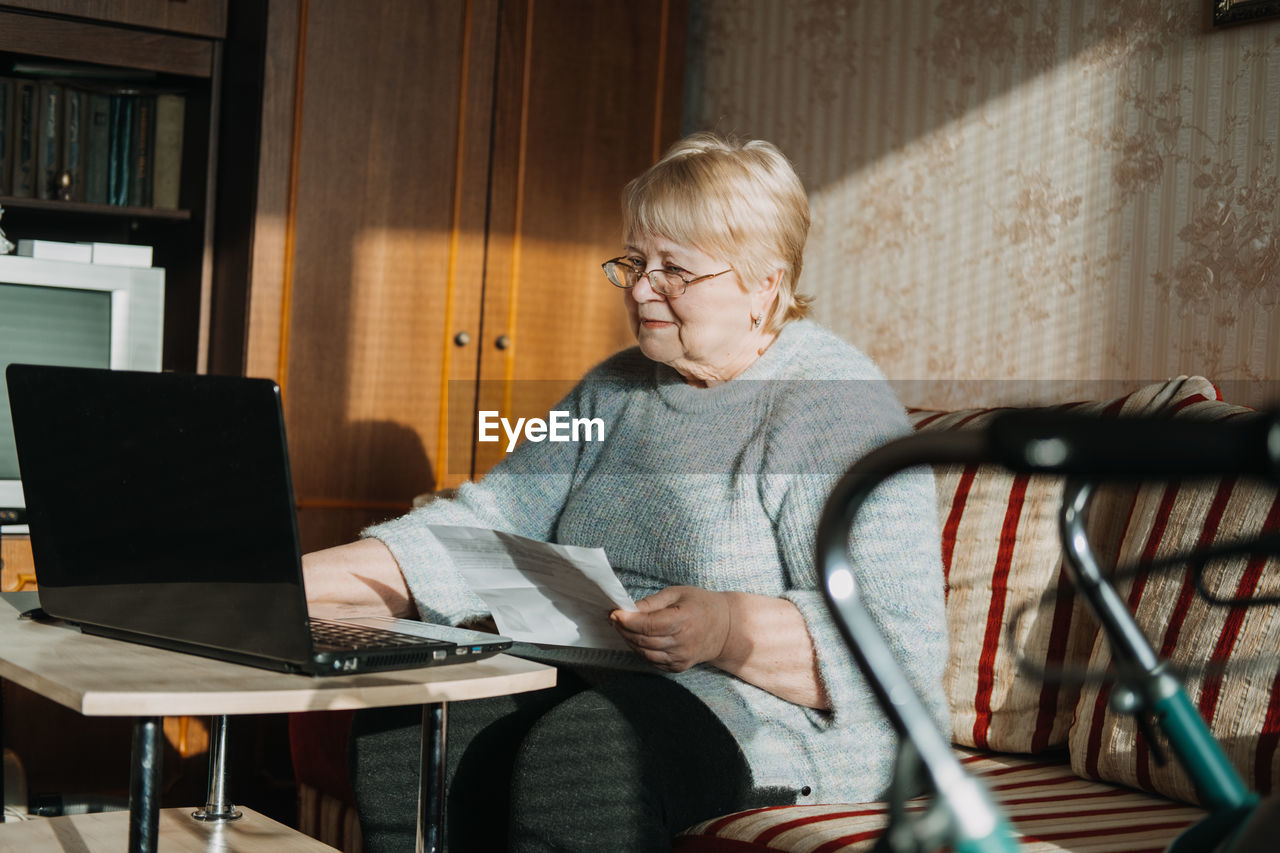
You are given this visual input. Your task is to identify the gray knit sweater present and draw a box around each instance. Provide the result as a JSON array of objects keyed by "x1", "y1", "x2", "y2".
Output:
[{"x1": 365, "y1": 319, "x2": 949, "y2": 804}]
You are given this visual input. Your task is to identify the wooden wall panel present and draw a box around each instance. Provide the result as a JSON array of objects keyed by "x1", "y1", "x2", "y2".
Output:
[
  {"x1": 431, "y1": 0, "x2": 503, "y2": 490},
  {"x1": 294, "y1": 506, "x2": 400, "y2": 558},
  {"x1": 240, "y1": 0, "x2": 302, "y2": 383},
  {"x1": 282, "y1": 1, "x2": 481, "y2": 544},
  {"x1": 473, "y1": 0, "x2": 687, "y2": 476}
]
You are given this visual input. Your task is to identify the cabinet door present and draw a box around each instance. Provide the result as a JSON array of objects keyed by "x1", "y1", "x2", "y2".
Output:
[
  {"x1": 470, "y1": 0, "x2": 686, "y2": 478},
  {"x1": 280, "y1": 0, "x2": 491, "y2": 551},
  {"x1": 235, "y1": 0, "x2": 684, "y2": 551}
]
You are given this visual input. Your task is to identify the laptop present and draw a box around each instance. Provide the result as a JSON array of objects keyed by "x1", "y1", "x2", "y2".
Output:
[{"x1": 4, "y1": 363, "x2": 512, "y2": 676}]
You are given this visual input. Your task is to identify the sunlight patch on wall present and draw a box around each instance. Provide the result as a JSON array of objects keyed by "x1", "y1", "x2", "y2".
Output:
[
  {"x1": 803, "y1": 49, "x2": 1121, "y2": 389},
  {"x1": 688, "y1": 0, "x2": 1280, "y2": 407}
]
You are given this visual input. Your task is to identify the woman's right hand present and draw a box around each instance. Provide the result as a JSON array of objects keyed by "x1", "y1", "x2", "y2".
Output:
[
  {"x1": 301, "y1": 538, "x2": 417, "y2": 618},
  {"x1": 610, "y1": 585, "x2": 733, "y2": 673}
]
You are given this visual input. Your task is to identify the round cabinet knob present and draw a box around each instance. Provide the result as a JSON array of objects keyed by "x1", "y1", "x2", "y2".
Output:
[
  {"x1": 494, "y1": 334, "x2": 511, "y2": 350},
  {"x1": 453, "y1": 331, "x2": 471, "y2": 347}
]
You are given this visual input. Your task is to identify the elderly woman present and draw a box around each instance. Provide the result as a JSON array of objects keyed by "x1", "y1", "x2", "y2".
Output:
[{"x1": 303, "y1": 132, "x2": 948, "y2": 852}]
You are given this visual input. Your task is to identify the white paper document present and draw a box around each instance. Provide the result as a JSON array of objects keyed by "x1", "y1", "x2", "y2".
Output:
[{"x1": 428, "y1": 524, "x2": 637, "y2": 650}]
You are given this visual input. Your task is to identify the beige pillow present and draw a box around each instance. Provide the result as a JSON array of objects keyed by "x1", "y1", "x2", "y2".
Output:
[
  {"x1": 1068, "y1": 393, "x2": 1280, "y2": 804},
  {"x1": 911, "y1": 377, "x2": 1220, "y2": 753}
]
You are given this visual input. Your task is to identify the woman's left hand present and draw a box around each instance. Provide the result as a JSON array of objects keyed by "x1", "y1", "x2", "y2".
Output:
[{"x1": 610, "y1": 586, "x2": 732, "y2": 672}]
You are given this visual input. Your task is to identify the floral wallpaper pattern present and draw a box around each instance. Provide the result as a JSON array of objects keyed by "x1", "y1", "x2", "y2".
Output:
[{"x1": 687, "y1": 0, "x2": 1280, "y2": 406}]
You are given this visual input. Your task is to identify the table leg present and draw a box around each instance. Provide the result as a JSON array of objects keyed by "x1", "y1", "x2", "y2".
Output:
[
  {"x1": 127, "y1": 716, "x2": 163, "y2": 853},
  {"x1": 193, "y1": 714, "x2": 242, "y2": 821},
  {"x1": 416, "y1": 702, "x2": 447, "y2": 853}
]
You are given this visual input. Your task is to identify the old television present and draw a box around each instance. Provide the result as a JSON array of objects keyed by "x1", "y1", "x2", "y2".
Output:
[{"x1": 0, "y1": 255, "x2": 164, "y2": 532}]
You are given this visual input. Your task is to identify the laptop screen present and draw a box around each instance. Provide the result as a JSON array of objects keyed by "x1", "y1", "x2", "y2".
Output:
[{"x1": 7, "y1": 365, "x2": 313, "y2": 664}]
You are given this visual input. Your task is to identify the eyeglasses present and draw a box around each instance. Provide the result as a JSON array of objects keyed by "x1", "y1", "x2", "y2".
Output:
[{"x1": 601, "y1": 257, "x2": 733, "y2": 298}]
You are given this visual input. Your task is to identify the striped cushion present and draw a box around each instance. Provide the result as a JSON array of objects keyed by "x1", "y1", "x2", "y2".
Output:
[
  {"x1": 675, "y1": 750, "x2": 1205, "y2": 852},
  {"x1": 1068, "y1": 394, "x2": 1280, "y2": 804},
  {"x1": 908, "y1": 377, "x2": 1219, "y2": 752}
]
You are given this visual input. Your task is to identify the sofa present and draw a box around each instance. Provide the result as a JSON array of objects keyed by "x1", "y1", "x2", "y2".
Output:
[{"x1": 290, "y1": 375, "x2": 1280, "y2": 852}]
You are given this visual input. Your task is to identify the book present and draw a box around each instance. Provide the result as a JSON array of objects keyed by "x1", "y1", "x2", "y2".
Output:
[
  {"x1": 61, "y1": 87, "x2": 86, "y2": 202},
  {"x1": 16, "y1": 238, "x2": 93, "y2": 263},
  {"x1": 35, "y1": 81, "x2": 61, "y2": 200},
  {"x1": 87, "y1": 241, "x2": 152, "y2": 267},
  {"x1": 0, "y1": 78, "x2": 12, "y2": 196},
  {"x1": 11, "y1": 79, "x2": 36, "y2": 198},
  {"x1": 129, "y1": 94, "x2": 155, "y2": 208},
  {"x1": 84, "y1": 92, "x2": 111, "y2": 204},
  {"x1": 107, "y1": 93, "x2": 134, "y2": 206},
  {"x1": 151, "y1": 93, "x2": 185, "y2": 210}
]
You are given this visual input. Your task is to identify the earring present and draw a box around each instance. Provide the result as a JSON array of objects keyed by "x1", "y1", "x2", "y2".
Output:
[{"x1": 751, "y1": 314, "x2": 762, "y2": 329}]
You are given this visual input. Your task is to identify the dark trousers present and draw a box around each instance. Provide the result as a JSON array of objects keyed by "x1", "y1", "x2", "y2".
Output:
[{"x1": 349, "y1": 670, "x2": 797, "y2": 852}]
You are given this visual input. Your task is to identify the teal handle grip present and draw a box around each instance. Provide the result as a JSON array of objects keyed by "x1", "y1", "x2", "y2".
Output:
[
  {"x1": 1158, "y1": 687, "x2": 1256, "y2": 812},
  {"x1": 951, "y1": 826, "x2": 1020, "y2": 853}
]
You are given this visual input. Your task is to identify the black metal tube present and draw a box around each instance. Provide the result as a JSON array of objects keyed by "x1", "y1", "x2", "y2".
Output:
[
  {"x1": 818, "y1": 429, "x2": 990, "y2": 739},
  {"x1": 1058, "y1": 481, "x2": 1162, "y2": 674},
  {"x1": 417, "y1": 702, "x2": 447, "y2": 853},
  {"x1": 816, "y1": 428, "x2": 1009, "y2": 843},
  {"x1": 987, "y1": 409, "x2": 1279, "y2": 481},
  {"x1": 127, "y1": 716, "x2": 163, "y2": 853}
]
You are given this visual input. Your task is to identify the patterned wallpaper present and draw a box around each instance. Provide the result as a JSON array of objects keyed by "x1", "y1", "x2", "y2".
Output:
[{"x1": 685, "y1": 0, "x2": 1280, "y2": 407}]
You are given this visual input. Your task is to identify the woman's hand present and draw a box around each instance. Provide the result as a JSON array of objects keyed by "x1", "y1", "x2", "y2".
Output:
[
  {"x1": 610, "y1": 586, "x2": 733, "y2": 672},
  {"x1": 301, "y1": 538, "x2": 416, "y2": 618},
  {"x1": 613, "y1": 586, "x2": 830, "y2": 710}
]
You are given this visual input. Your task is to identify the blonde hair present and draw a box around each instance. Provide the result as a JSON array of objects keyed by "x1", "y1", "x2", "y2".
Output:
[{"x1": 621, "y1": 132, "x2": 812, "y2": 331}]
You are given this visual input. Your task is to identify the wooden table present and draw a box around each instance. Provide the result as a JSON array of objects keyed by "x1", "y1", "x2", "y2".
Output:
[
  {"x1": 0, "y1": 596, "x2": 556, "y2": 852},
  {"x1": 0, "y1": 807, "x2": 335, "y2": 852}
]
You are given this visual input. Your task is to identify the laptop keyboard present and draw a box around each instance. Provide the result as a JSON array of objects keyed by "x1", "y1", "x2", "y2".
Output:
[{"x1": 310, "y1": 618, "x2": 451, "y2": 652}]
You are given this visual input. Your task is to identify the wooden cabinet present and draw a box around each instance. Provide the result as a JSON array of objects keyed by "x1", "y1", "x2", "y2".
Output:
[
  {"x1": 0, "y1": 0, "x2": 227, "y2": 38},
  {"x1": 0, "y1": 534, "x2": 34, "y2": 591},
  {"x1": 217, "y1": 0, "x2": 687, "y2": 552},
  {"x1": 0, "y1": 4, "x2": 225, "y2": 373}
]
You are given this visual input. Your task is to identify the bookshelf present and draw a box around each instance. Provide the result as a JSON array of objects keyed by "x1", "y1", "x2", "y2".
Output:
[
  {"x1": 0, "y1": 5, "x2": 224, "y2": 375},
  {"x1": 0, "y1": 1, "x2": 232, "y2": 829}
]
